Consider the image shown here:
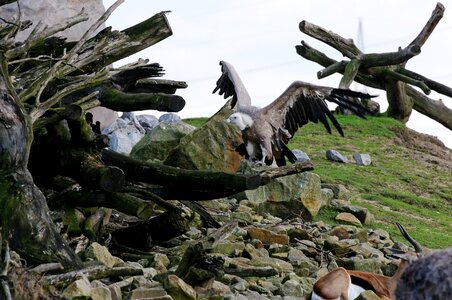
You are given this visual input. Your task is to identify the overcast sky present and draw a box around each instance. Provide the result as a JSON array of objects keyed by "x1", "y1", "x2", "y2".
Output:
[{"x1": 103, "y1": 0, "x2": 452, "y2": 147}]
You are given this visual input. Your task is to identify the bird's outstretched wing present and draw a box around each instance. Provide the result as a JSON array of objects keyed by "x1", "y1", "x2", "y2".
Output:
[
  {"x1": 212, "y1": 61, "x2": 252, "y2": 110},
  {"x1": 258, "y1": 81, "x2": 375, "y2": 144}
]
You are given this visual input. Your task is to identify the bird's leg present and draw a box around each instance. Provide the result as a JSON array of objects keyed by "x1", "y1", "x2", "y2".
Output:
[{"x1": 259, "y1": 145, "x2": 267, "y2": 165}]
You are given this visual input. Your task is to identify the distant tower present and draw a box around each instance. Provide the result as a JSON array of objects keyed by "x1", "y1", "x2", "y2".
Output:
[{"x1": 354, "y1": 18, "x2": 367, "y2": 93}]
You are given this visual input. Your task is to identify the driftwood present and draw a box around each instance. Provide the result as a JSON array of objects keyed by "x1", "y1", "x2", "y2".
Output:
[{"x1": 296, "y1": 2, "x2": 452, "y2": 129}]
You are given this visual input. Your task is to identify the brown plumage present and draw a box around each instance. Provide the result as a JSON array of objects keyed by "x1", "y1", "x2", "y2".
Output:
[{"x1": 213, "y1": 61, "x2": 375, "y2": 166}]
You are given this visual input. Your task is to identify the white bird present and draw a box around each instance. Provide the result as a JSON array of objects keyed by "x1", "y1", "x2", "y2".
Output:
[{"x1": 213, "y1": 60, "x2": 375, "y2": 166}]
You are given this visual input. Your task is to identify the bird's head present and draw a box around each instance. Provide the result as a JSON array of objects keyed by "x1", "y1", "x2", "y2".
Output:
[{"x1": 226, "y1": 112, "x2": 253, "y2": 130}]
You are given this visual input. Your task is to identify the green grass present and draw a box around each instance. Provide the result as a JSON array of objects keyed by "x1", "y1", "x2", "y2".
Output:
[{"x1": 185, "y1": 115, "x2": 452, "y2": 249}]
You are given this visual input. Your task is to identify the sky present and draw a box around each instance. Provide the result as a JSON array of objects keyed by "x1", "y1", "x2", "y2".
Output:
[{"x1": 102, "y1": 0, "x2": 452, "y2": 148}]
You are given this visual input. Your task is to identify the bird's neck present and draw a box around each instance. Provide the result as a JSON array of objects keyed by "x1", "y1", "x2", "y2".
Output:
[{"x1": 239, "y1": 113, "x2": 253, "y2": 129}]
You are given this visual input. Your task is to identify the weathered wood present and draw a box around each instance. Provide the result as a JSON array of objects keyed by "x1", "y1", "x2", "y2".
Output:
[
  {"x1": 58, "y1": 191, "x2": 156, "y2": 220},
  {"x1": 99, "y1": 88, "x2": 185, "y2": 112},
  {"x1": 40, "y1": 265, "x2": 143, "y2": 288},
  {"x1": 296, "y1": 3, "x2": 452, "y2": 129},
  {"x1": 101, "y1": 149, "x2": 263, "y2": 196},
  {"x1": 131, "y1": 78, "x2": 188, "y2": 94}
]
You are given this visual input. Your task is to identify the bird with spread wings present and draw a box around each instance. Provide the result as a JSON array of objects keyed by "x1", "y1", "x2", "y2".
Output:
[{"x1": 213, "y1": 60, "x2": 375, "y2": 166}]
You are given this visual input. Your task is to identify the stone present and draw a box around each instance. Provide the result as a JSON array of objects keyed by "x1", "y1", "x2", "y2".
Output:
[
  {"x1": 136, "y1": 114, "x2": 159, "y2": 132},
  {"x1": 102, "y1": 118, "x2": 145, "y2": 155},
  {"x1": 329, "y1": 226, "x2": 351, "y2": 240},
  {"x1": 1, "y1": 0, "x2": 105, "y2": 42},
  {"x1": 353, "y1": 153, "x2": 372, "y2": 166},
  {"x1": 164, "y1": 102, "x2": 244, "y2": 172},
  {"x1": 152, "y1": 253, "x2": 170, "y2": 273},
  {"x1": 280, "y1": 279, "x2": 304, "y2": 297},
  {"x1": 248, "y1": 257, "x2": 293, "y2": 273},
  {"x1": 350, "y1": 242, "x2": 387, "y2": 260},
  {"x1": 356, "y1": 290, "x2": 383, "y2": 300},
  {"x1": 159, "y1": 113, "x2": 182, "y2": 124},
  {"x1": 332, "y1": 202, "x2": 374, "y2": 225},
  {"x1": 243, "y1": 172, "x2": 322, "y2": 221},
  {"x1": 85, "y1": 242, "x2": 118, "y2": 268},
  {"x1": 130, "y1": 287, "x2": 170, "y2": 300},
  {"x1": 322, "y1": 184, "x2": 351, "y2": 201},
  {"x1": 368, "y1": 229, "x2": 394, "y2": 248},
  {"x1": 292, "y1": 149, "x2": 310, "y2": 162},
  {"x1": 91, "y1": 287, "x2": 112, "y2": 300},
  {"x1": 335, "y1": 212, "x2": 362, "y2": 226},
  {"x1": 287, "y1": 228, "x2": 311, "y2": 243},
  {"x1": 320, "y1": 188, "x2": 334, "y2": 206},
  {"x1": 337, "y1": 257, "x2": 382, "y2": 273},
  {"x1": 164, "y1": 275, "x2": 197, "y2": 300},
  {"x1": 247, "y1": 227, "x2": 289, "y2": 245},
  {"x1": 62, "y1": 277, "x2": 92, "y2": 299},
  {"x1": 326, "y1": 149, "x2": 348, "y2": 163},
  {"x1": 130, "y1": 121, "x2": 195, "y2": 161},
  {"x1": 212, "y1": 241, "x2": 246, "y2": 256}
]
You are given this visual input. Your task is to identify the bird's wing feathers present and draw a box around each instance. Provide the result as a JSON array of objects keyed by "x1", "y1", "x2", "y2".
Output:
[
  {"x1": 212, "y1": 61, "x2": 252, "y2": 109},
  {"x1": 258, "y1": 81, "x2": 374, "y2": 144}
]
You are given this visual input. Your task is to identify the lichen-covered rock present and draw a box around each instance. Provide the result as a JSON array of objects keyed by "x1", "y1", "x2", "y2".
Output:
[
  {"x1": 62, "y1": 276, "x2": 92, "y2": 299},
  {"x1": 338, "y1": 257, "x2": 382, "y2": 273},
  {"x1": 247, "y1": 227, "x2": 289, "y2": 245},
  {"x1": 322, "y1": 183, "x2": 352, "y2": 201},
  {"x1": 332, "y1": 201, "x2": 374, "y2": 225},
  {"x1": 85, "y1": 242, "x2": 119, "y2": 268},
  {"x1": 130, "y1": 122, "x2": 195, "y2": 161},
  {"x1": 163, "y1": 275, "x2": 197, "y2": 300},
  {"x1": 242, "y1": 172, "x2": 322, "y2": 221},
  {"x1": 164, "y1": 102, "x2": 244, "y2": 172},
  {"x1": 353, "y1": 153, "x2": 372, "y2": 166}
]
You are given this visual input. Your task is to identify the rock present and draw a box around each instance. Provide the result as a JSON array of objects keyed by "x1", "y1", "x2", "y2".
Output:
[
  {"x1": 130, "y1": 122, "x2": 195, "y2": 161},
  {"x1": 136, "y1": 114, "x2": 159, "y2": 132},
  {"x1": 322, "y1": 184, "x2": 351, "y2": 201},
  {"x1": 164, "y1": 102, "x2": 244, "y2": 172},
  {"x1": 85, "y1": 242, "x2": 118, "y2": 268},
  {"x1": 62, "y1": 276, "x2": 92, "y2": 299},
  {"x1": 287, "y1": 228, "x2": 311, "y2": 243},
  {"x1": 337, "y1": 257, "x2": 382, "y2": 273},
  {"x1": 320, "y1": 188, "x2": 334, "y2": 206},
  {"x1": 324, "y1": 235, "x2": 360, "y2": 257},
  {"x1": 159, "y1": 113, "x2": 182, "y2": 124},
  {"x1": 332, "y1": 202, "x2": 374, "y2": 225},
  {"x1": 152, "y1": 253, "x2": 170, "y2": 273},
  {"x1": 91, "y1": 286, "x2": 112, "y2": 300},
  {"x1": 243, "y1": 172, "x2": 322, "y2": 221},
  {"x1": 288, "y1": 248, "x2": 318, "y2": 276},
  {"x1": 163, "y1": 275, "x2": 197, "y2": 300},
  {"x1": 102, "y1": 118, "x2": 145, "y2": 155},
  {"x1": 353, "y1": 153, "x2": 372, "y2": 166},
  {"x1": 248, "y1": 256, "x2": 293, "y2": 273},
  {"x1": 280, "y1": 279, "x2": 304, "y2": 297},
  {"x1": 329, "y1": 226, "x2": 351, "y2": 240},
  {"x1": 292, "y1": 149, "x2": 310, "y2": 162},
  {"x1": 212, "y1": 241, "x2": 246, "y2": 256},
  {"x1": 356, "y1": 290, "x2": 383, "y2": 300},
  {"x1": 247, "y1": 227, "x2": 289, "y2": 245},
  {"x1": 326, "y1": 149, "x2": 348, "y2": 163},
  {"x1": 1, "y1": 0, "x2": 105, "y2": 42},
  {"x1": 130, "y1": 287, "x2": 170, "y2": 300},
  {"x1": 335, "y1": 212, "x2": 362, "y2": 226},
  {"x1": 368, "y1": 229, "x2": 394, "y2": 248},
  {"x1": 350, "y1": 242, "x2": 387, "y2": 260}
]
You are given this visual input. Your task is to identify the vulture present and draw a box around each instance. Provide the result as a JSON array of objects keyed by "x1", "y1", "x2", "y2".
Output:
[{"x1": 213, "y1": 60, "x2": 375, "y2": 166}]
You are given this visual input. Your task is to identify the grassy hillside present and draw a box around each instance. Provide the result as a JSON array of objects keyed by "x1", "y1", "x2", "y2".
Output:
[{"x1": 184, "y1": 115, "x2": 452, "y2": 249}]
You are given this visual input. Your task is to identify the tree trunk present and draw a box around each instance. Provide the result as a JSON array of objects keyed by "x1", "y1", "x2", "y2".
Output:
[{"x1": 0, "y1": 89, "x2": 81, "y2": 269}]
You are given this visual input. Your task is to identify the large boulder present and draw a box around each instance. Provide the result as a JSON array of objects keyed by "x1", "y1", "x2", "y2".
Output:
[
  {"x1": 130, "y1": 122, "x2": 196, "y2": 162},
  {"x1": 164, "y1": 101, "x2": 244, "y2": 172},
  {"x1": 0, "y1": 0, "x2": 105, "y2": 42},
  {"x1": 238, "y1": 170, "x2": 323, "y2": 221}
]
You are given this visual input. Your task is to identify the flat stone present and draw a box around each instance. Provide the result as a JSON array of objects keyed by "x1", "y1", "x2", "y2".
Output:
[
  {"x1": 62, "y1": 277, "x2": 92, "y2": 299},
  {"x1": 91, "y1": 287, "x2": 112, "y2": 300},
  {"x1": 247, "y1": 227, "x2": 289, "y2": 245},
  {"x1": 356, "y1": 290, "x2": 383, "y2": 300},
  {"x1": 164, "y1": 275, "x2": 196, "y2": 300},
  {"x1": 335, "y1": 212, "x2": 362, "y2": 227},
  {"x1": 292, "y1": 149, "x2": 310, "y2": 162}
]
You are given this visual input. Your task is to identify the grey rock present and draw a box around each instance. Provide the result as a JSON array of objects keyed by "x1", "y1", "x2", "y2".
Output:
[
  {"x1": 320, "y1": 188, "x2": 334, "y2": 206},
  {"x1": 332, "y1": 201, "x2": 374, "y2": 224},
  {"x1": 337, "y1": 257, "x2": 382, "y2": 273},
  {"x1": 353, "y1": 153, "x2": 372, "y2": 166},
  {"x1": 102, "y1": 117, "x2": 145, "y2": 155},
  {"x1": 280, "y1": 279, "x2": 304, "y2": 297},
  {"x1": 136, "y1": 114, "x2": 159, "y2": 132},
  {"x1": 326, "y1": 149, "x2": 348, "y2": 163},
  {"x1": 159, "y1": 113, "x2": 182, "y2": 124},
  {"x1": 291, "y1": 149, "x2": 310, "y2": 162},
  {"x1": 322, "y1": 184, "x2": 352, "y2": 201}
]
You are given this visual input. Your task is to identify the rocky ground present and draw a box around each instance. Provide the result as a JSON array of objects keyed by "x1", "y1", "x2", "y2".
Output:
[{"x1": 6, "y1": 109, "x2": 449, "y2": 299}]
